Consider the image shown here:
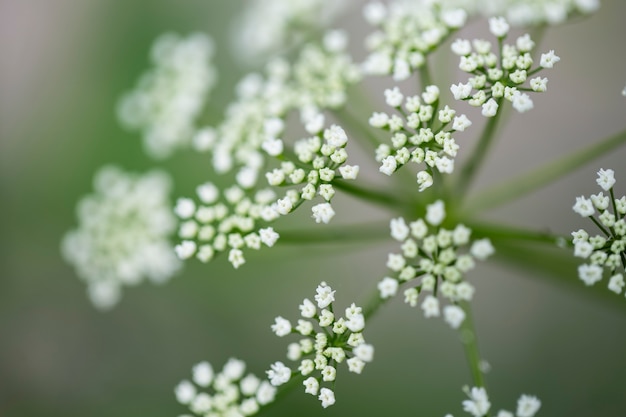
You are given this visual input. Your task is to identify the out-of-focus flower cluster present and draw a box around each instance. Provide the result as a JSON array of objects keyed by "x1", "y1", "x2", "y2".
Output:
[
  {"x1": 377, "y1": 200, "x2": 494, "y2": 328},
  {"x1": 62, "y1": 166, "x2": 181, "y2": 310},
  {"x1": 175, "y1": 358, "x2": 276, "y2": 417},
  {"x1": 117, "y1": 32, "x2": 216, "y2": 159},
  {"x1": 362, "y1": 0, "x2": 468, "y2": 81},
  {"x1": 572, "y1": 168, "x2": 626, "y2": 296}
]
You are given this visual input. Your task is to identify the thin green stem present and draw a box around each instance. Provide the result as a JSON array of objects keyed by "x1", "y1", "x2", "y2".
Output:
[
  {"x1": 418, "y1": 61, "x2": 433, "y2": 89},
  {"x1": 456, "y1": 99, "x2": 505, "y2": 200},
  {"x1": 459, "y1": 301, "x2": 486, "y2": 388},
  {"x1": 466, "y1": 221, "x2": 566, "y2": 246},
  {"x1": 332, "y1": 179, "x2": 410, "y2": 211},
  {"x1": 278, "y1": 222, "x2": 389, "y2": 245},
  {"x1": 463, "y1": 128, "x2": 626, "y2": 215}
]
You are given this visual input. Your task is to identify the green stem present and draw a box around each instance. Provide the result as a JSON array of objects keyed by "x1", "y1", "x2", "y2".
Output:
[
  {"x1": 463, "y1": 128, "x2": 626, "y2": 215},
  {"x1": 466, "y1": 221, "x2": 566, "y2": 246},
  {"x1": 279, "y1": 222, "x2": 389, "y2": 244},
  {"x1": 332, "y1": 179, "x2": 409, "y2": 211},
  {"x1": 459, "y1": 301, "x2": 486, "y2": 388},
  {"x1": 418, "y1": 61, "x2": 433, "y2": 89},
  {"x1": 456, "y1": 99, "x2": 505, "y2": 199}
]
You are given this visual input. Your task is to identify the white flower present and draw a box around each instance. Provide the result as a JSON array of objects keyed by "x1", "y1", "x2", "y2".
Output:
[
  {"x1": 192, "y1": 361, "x2": 214, "y2": 387},
  {"x1": 489, "y1": 17, "x2": 510, "y2": 38},
  {"x1": 470, "y1": 239, "x2": 495, "y2": 260},
  {"x1": 384, "y1": 86, "x2": 404, "y2": 107},
  {"x1": 353, "y1": 343, "x2": 374, "y2": 362},
  {"x1": 339, "y1": 165, "x2": 359, "y2": 180},
  {"x1": 174, "y1": 380, "x2": 196, "y2": 404},
  {"x1": 390, "y1": 217, "x2": 410, "y2": 241},
  {"x1": 577, "y1": 263, "x2": 603, "y2": 286},
  {"x1": 378, "y1": 277, "x2": 399, "y2": 299},
  {"x1": 271, "y1": 316, "x2": 292, "y2": 337},
  {"x1": 379, "y1": 155, "x2": 398, "y2": 176},
  {"x1": 452, "y1": 114, "x2": 472, "y2": 131},
  {"x1": 451, "y1": 39, "x2": 472, "y2": 56},
  {"x1": 608, "y1": 274, "x2": 625, "y2": 294},
  {"x1": 540, "y1": 50, "x2": 560, "y2": 68},
  {"x1": 175, "y1": 198, "x2": 197, "y2": 219},
  {"x1": 417, "y1": 170, "x2": 434, "y2": 192},
  {"x1": 572, "y1": 196, "x2": 595, "y2": 217},
  {"x1": 314, "y1": 282, "x2": 335, "y2": 308},
  {"x1": 512, "y1": 92, "x2": 534, "y2": 113},
  {"x1": 318, "y1": 387, "x2": 336, "y2": 408},
  {"x1": 259, "y1": 227, "x2": 279, "y2": 247},
  {"x1": 311, "y1": 203, "x2": 336, "y2": 224},
  {"x1": 516, "y1": 394, "x2": 541, "y2": 417},
  {"x1": 303, "y1": 376, "x2": 319, "y2": 395},
  {"x1": 443, "y1": 305, "x2": 466, "y2": 329},
  {"x1": 426, "y1": 200, "x2": 446, "y2": 226},
  {"x1": 462, "y1": 387, "x2": 491, "y2": 417},
  {"x1": 267, "y1": 361, "x2": 291, "y2": 386},
  {"x1": 482, "y1": 98, "x2": 499, "y2": 117},
  {"x1": 261, "y1": 137, "x2": 284, "y2": 156},
  {"x1": 596, "y1": 168, "x2": 616, "y2": 191},
  {"x1": 421, "y1": 295, "x2": 440, "y2": 317},
  {"x1": 324, "y1": 124, "x2": 348, "y2": 147}
]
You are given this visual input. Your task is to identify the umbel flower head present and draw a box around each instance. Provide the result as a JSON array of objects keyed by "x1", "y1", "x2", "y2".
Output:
[
  {"x1": 117, "y1": 32, "x2": 217, "y2": 159},
  {"x1": 61, "y1": 165, "x2": 181, "y2": 310},
  {"x1": 571, "y1": 168, "x2": 626, "y2": 296},
  {"x1": 377, "y1": 200, "x2": 494, "y2": 329},
  {"x1": 478, "y1": 0, "x2": 599, "y2": 27},
  {"x1": 174, "y1": 358, "x2": 276, "y2": 416},
  {"x1": 370, "y1": 84, "x2": 471, "y2": 191},
  {"x1": 450, "y1": 17, "x2": 560, "y2": 117},
  {"x1": 267, "y1": 282, "x2": 374, "y2": 408}
]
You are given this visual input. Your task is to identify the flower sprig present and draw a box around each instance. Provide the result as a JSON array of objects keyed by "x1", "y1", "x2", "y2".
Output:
[
  {"x1": 268, "y1": 282, "x2": 374, "y2": 408},
  {"x1": 572, "y1": 168, "x2": 626, "y2": 295},
  {"x1": 377, "y1": 200, "x2": 494, "y2": 328},
  {"x1": 369, "y1": 84, "x2": 472, "y2": 191},
  {"x1": 450, "y1": 17, "x2": 560, "y2": 117}
]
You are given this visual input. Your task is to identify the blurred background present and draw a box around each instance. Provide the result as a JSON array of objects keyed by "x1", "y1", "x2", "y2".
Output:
[{"x1": 1, "y1": 1, "x2": 626, "y2": 416}]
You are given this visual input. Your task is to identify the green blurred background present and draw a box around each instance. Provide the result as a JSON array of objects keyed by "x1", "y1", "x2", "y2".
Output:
[{"x1": 1, "y1": 1, "x2": 626, "y2": 416}]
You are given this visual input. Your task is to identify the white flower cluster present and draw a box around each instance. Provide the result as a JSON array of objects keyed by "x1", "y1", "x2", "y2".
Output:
[
  {"x1": 61, "y1": 166, "x2": 181, "y2": 310},
  {"x1": 268, "y1": 282, "x2": 374, "y2": 408},
  {"x1": 196, "y1": 33, "x2": 359, "y2": 189},
  {"x1": 264, "y1": 122, "x2": 360, "y2": 224},
  {"x1": 232, "y1": 0, "x2": 351, "y2": 64},
  {"x1": 117, "y1": 33, "x2": 216, "y2": 159},
  {"x1": 571, "y1": 168, "x2": 626, "y2": 296},
  {"x1": 362, "y1": 0, "x2": 467, "y2": 81},
  {"x1": 446, "y1": 386, "x2": 541, "y2": 417},
  {"x1": 479, "y1": 0, "x2": 599, "y2": 27},
  {"x1": 173, "y1": 183, "x2": 282, "y2": 269},
  {"x1": 174, "y1": 358, "x2": 276, "y2": 417},
  {"x1": 377, "y1": 200, "x2": 495, "y2": 329},
  {"x1": 450, "y1": 17, "x2": 560, "y2": 116},
  {"x1": 370, "y1": 84, "x2": 471, "y2": 191}
]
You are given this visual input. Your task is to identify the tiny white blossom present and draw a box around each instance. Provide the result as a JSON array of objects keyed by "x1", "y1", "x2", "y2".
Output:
[
  {"x1": 267, "y1": 361, "x2": 291, "y2": 386},
  {"x1": 452, "y1": 114, "x2": 472, "y2": 131},
  {"x1": 489, "y1": 17, "x2": 510, "y2": 38},
  {"x1": 463, "y1": 387, "x2": 491, "y2": 417},
  {"x1": 443, "y1": 305, "x2": 466, "y2": 329},
  {"x1": 578, "y1": 263, "x2": 603, "y2": 286},
  {"x1": 426, "y1": 200, "x2": 446, "y2": 226},
  {"x1": 421, "y1": 295, "x2": 440, "y2": 317},
  {"x1": 608, "y1": 273, "x2": 625, "y2": 294},
  {"x1": 192, "y1": 361, "x2": 214, "y2": 387},
  {"x1": 271, "y1": 316, "x2": 292, "y2": 337},
  {"x1": 540, "y1": 50, "x2": 560, "y2": 68},
  {"x1": 303, "y1": 376, "x2": 319, "y2": 395},
  {"x1": 572, "y1": 196, "x2": 595, "y2": 217},
  {"x1": 390, "y1": 217, "x2": 410, "y2": 241},
  {"x1": 384, "y1": 87, "x2": 404, "y2": 107},
  {"x1": 516, "y1": 394, "x2": 541, "y2": 417},
  {"x1": 175, "y1": 198, "x2": 196, "y2": 219},
  {"x1": 175, "y1": 380, "x2": 196, "y2": 404},
  {"x1": 314, "y1": 282, "x2": 335, "y2": 308},
  {"x1": 596, "y1": 168, "x2": 616, "y2": 191},
  {"x1": 470, "y1": 239, "x2": 495, "y2": 260},
  {"x1": 311, "y1": 203, "x2": 336, "y2": 224},
  {"x1": 378, "y1": 277, "x2": 399, "y2": 299},
  {"x1": 318, "y1": 387, "x2": 336, "y2": 408}
]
